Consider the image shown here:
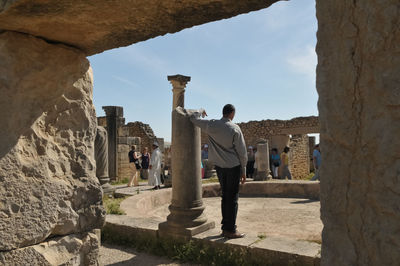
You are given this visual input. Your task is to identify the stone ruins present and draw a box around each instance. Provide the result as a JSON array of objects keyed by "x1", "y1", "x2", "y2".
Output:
[
  {"x1": 98, "y1": 108, "x2": 164, "y2": 181},
  {"x1": 202, "y1": 116, "x2": 319, "y2": 179},
  {"x1": 0, "y1": 0, "x2": 398, "y2": 265}
]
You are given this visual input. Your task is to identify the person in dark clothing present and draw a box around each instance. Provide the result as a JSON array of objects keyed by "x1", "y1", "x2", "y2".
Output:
[
  {"x1": 128, "y1": 146, "x2": 140, "y2": 187},
  {"x1": 190, "y1": 104, "x2": 247, "y2": 239},
  {"x1": 246, "y1": 146, "x2": 255, "y2": 179},
  {"x1": 140, "y1": 147, "x2": 150, "y2": 180}
]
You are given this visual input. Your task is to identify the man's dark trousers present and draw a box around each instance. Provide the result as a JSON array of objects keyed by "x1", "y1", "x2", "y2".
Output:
[{"x1": 215, "y1": 165, "x2": 241, "y2": 232}]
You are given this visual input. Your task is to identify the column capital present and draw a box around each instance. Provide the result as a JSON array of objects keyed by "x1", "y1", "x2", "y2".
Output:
[
  {"x1": 168, "y1": 74, "x2": 191, "y2": 83},
  {"x1": 102, "y1": 106, "x2": 123, "y2": 117},
  {"x1": 168, "y1": 75, "x2": 190, "y2": 109},
  {"x1": 168, "y1": 75, "x2": 191, "y2": 89}
]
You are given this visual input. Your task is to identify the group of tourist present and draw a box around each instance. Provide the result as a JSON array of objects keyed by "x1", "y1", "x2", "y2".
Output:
[
  {"x1": 245, "y1": 144, "x2": 321, "y2": 180},
  {"x1": 127, "y1": 142, "x2": 163, "y2": 189},
  {"x1": 245, "y1": 145, "x2": 292, "y2": 180},
  {"x1": 125, "y1": 103, "x2": 321, "y2": 241}
]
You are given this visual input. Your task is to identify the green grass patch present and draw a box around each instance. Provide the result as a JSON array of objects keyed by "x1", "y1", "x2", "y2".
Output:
[
  {"x1": 299, "y1": 172, "x2": 315, "y2": 181},
  {"x1": 257, "y1": 233, "x2": 267, "y2": 240},
  {"x1": 110, "y1": 178, "x2": 129, "y2": 185},
  {"x1": 202, "y1": 176, "x2": 219, "y2": 184},
  {"x1": 103, "y1": 196, "x2": 126, "y2": 215}
]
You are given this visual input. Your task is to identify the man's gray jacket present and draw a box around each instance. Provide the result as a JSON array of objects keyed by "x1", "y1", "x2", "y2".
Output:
[{"x1": 190, "y1": 110, "x2": 248, "y2": 175}]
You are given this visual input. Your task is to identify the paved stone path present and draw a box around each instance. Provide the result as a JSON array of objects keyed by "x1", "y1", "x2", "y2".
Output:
[
  {"x1": 113, "y1": 182, "x2": 168, "y2": 196},
  {"x1": 99, "y1": 243, "x2": 198, "y2": 266}
]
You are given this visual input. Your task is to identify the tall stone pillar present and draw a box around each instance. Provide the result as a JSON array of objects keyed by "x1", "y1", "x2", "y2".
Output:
[
  {"x1": 317, "y1": 1, "x2": 400, "y2": 265},
  {"x1": 164, "y1": 75, "x2": 191, "y2": 188},
  {"x1": 159, "y1": 74, "x2": 214, "y2": 238},
  {"x1": 168, "y1": 74, "x2": 191, "y2": 109},
  {"x1": 102, "y1": 106, "x2": 123, "y2": 180},
  {"x1": 254, "y1": 139, "x2": 272, "y2": 181},
  {"x1": 159, "y1": 108, "x2": 214, "y2": 237},
  {"x1": 95, "y1": 126, "x2": 114, "y2": 195}
]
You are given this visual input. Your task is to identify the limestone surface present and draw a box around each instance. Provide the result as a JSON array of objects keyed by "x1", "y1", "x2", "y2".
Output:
[
  {"x1": 0, "y1": 31, "x2": 105, "y2": 251},
  {"x1": 0, "y1": 0, "x2": 281, "y2": 55},
  {"x1": 0, "y1": 230, "x2": 100, "y2": 265},
  {"x1": 316, "y1": 0, "x2": 400, "y2": 265}
]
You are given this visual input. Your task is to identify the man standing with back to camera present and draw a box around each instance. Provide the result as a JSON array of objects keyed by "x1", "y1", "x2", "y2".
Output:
[{"x1": 190, "y1": 104, "x2": 248, "y2": 238}]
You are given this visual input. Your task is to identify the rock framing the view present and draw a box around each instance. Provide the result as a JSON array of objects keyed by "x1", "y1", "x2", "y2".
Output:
[
  {"x1": 317, "y1": 0, "x2": 400, "y2": 265},
  {"x1": 0, "y1": 0, "x2": 398, "y2": 265},
  {"x1": 0, "y1": 31, "x2": 104, "y2": 263},
  {"x1": 0, "y1": 0, "x2": 281, "y2": 55}
]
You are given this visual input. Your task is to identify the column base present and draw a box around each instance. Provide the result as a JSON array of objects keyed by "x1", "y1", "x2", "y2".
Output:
[
  {"x1": 101, "y1": 183, "x2": 116, "y2": 196},
  {"x1": 158, "y1": 220, "x2": 215, "y2": 239}
]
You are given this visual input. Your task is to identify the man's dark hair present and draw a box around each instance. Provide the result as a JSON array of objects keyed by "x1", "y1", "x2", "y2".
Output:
[
  {"x1": 223, "y1": 104, "x2": 235, "y2": 116},
  {"x1": 283, "y1": 146, "x2": 290, "y2": 153}
]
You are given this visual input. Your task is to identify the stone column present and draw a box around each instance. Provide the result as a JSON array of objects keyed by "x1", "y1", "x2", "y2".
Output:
[
  {"x1": 254, "y1": 139, "x2": 272, "y2": 181},
  {"x1": 95, "y1": 126, "x2": 114, "y2": 195},
  {"x1": 168, "y1": 74, "x2": 191, "y2": 109},
  {"x1": 317, "y1": 1, "x2": 400, "y2": 265},
  {"x1": 102, "y1": 106, "x2": 123, "y2": 181},
  {"x1": 159, "y1": 74, "x2": 214, "y2": 237},
  {"x1": 164, "y1": 74, "x2": 191, "y2": 187},
  {"x1": 159, "y1": 108, "x2": 214, "y2": 238}
]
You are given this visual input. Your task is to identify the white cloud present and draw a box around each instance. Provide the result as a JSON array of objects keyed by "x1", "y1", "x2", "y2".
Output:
[
  {"x1": 286, "y1": 45, "x2": 317, "y2": 80},
  {"x1": 111, "y1": 75, "x2": 143, "y2": 89},
  {"x1": 114, "y1": 45, "x2": 171, "y2": 77}
]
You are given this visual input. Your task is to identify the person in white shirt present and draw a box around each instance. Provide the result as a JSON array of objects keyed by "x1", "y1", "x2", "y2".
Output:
[{"x1": 148, "y1": 142, "x2": 162, "y2": 190}]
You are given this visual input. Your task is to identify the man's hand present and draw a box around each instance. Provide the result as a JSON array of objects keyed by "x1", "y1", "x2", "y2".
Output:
[
  {"x1": 240, "y1": 175, "x2": 246, "y2": 185},
  {"x1": 201, "y1": 110, "x2": 208, "y2": 118},
  {"x1": 149, "y1": 165, "x2": 152, "y2": 170}
]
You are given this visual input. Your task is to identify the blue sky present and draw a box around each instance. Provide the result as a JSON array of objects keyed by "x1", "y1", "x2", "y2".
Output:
[{"x1": 89, "y1": 0, "x2": 318, "y2": 142}]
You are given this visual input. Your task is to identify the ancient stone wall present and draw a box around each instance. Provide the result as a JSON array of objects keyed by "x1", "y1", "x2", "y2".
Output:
[
  {"x1": 98, "y1": 116, "x2": 107, "y2": 127},
  {"x1": 0, "y1": 32, "x2": 104, "y2": 264},
  {"x1": 98, "y1": 116, "x2": 165, "y2": 181},
  {"x1": 317, "y1": 0, "x2": 400, "y2": 265},
  {"x1": 117, "y1": 139, "x2": 141, "y2": 181},
  {"x1": 201, "y1": 116, "x2": 319, "y2": 148},
  {"x1": 201, "y1": 116, "x2": 318, "y2": 178},
  {"x1": 289, "y1": 135, "x2": 310, "y2": 179},
  {"x1": 121, "y1": 122, "x2": 157, "y2": 151}
]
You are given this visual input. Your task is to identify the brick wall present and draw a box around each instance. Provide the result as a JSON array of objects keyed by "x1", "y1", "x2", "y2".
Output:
[
  {"x1": 120, "y1": 122, "x2": 158, "y2": 152},
  {"x1": 289, "y1": 134, "x2": 310, "y2": 179}
]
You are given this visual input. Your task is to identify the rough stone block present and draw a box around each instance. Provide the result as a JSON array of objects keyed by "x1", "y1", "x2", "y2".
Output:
[
  {"x1": 0, "y1": 31, "x2": 105, "y2": 251},
  {"x1": 317, "y1": 0, "x2": 400, "y2": 264},
  {"x1": 0, "y1": 0, "x2": 281, "y2": 55},
  {"x1": 0, "y1": 230, "x2": 101, "y2": 265}
]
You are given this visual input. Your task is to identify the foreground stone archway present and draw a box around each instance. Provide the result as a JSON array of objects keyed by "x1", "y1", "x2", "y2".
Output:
[{"x1": 1, "y1": 0, "x2": 399, "y2": 265}]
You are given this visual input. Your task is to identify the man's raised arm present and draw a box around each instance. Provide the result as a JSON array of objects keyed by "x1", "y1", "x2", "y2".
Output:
[{"x1": 188, "y1": 108, "x2": 209, "y2": 133}]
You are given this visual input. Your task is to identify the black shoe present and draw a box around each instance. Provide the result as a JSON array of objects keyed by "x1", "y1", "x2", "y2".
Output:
[{"x1": 152, "y1": 186, "x2": 159, "y2": 190}]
